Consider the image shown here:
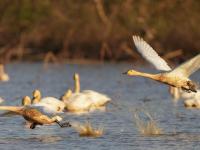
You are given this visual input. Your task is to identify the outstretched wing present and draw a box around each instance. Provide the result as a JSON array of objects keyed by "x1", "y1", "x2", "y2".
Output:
[
  {"x1": 133, "y1": 35, "x2": 172, "y2": 71},
  {"x1": 171, "y1": 54, "x2": 200, "y2": 77}
]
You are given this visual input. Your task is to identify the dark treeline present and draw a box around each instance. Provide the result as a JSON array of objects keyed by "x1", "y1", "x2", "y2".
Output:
[{"x1": 0, "y1": 0, "x2": 199, "y2": 63}]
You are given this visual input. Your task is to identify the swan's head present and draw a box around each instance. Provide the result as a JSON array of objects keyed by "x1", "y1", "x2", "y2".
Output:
[
  {"x1": 61, "y1": 89, "x2": 72, "y2": 101},
  {"x1": 33, "y1": 89, "x2": 41, "y2": 98},
  {"x1": 123, "y1": 69, "x2": 140, "y2": 76},
  {"x1": 182, "y1": 81, "x2": 197, "y2": 93},
  {"x1": 22, "y1": 96, "x2": 31, "y2": 106},
  {"x1": 73, "y1": 73, "x2": 80, "y2": 81},
  {"x1": 0, "y1": 74, "x2": 9, "y2": 81}
]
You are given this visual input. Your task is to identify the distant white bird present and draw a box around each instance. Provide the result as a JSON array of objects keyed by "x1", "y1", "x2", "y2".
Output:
[
  {"x1": 0, "y1": 64, "x2": 9, "y2": 82},
  {"x1": 184, "y1": 96, "x2": 200, "y2": 108},
  {"x1": 63, "y1": 73, "x2": 111, "y2": 113},
  {"x1": 124, "y1": 35, "x2": 200, "y2": 93},
  {"x1": 170, "y1": 88, "x2": 200, "y2": 108}
]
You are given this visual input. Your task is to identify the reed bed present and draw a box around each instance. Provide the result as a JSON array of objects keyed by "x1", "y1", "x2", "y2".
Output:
[{"x1": 0, "y1": 1, "x2": 199, "y2": 63}]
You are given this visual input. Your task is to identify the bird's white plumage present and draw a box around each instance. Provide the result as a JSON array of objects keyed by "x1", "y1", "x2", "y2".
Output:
[
  {"x1": 31, "y1": 97, "x2": 66, "y2": 115},
  {"x1": 171, "y1": 54, "x2": 200, "y2": 77},
  {"x1": 65, "y1": 93, "x2": 93, "y2": 112},
  {"x1": 65, "y1": 91, "x2": 111, "y2": 112},
  {"x1": 133, "y1": 35, "x2": 172, "y2": 71},
  {"x1": 82, "y1": 90, "x2": 111, "y2": 106},
  {"x1": 40, "y1": 97, "x2": 65, "y2": 111},
  {"x1": 28, "y1": 104, "x2": 58, "y2": 116}
]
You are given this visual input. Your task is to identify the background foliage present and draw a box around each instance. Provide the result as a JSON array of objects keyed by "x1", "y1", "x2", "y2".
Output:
[{"x1": 0, "y1": 0, "x2": 199, "y2": 62}]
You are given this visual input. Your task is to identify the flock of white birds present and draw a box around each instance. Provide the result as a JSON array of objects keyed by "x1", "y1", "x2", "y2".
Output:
[
  {"x1": 0, "y1": 35, "x2": 199, "y2": 131},
  {"x1": 0, "y1": 71, "x2": 111, "y2": 129}
]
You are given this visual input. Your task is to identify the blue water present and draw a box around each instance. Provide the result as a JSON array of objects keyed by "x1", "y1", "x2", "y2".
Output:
[{"x1": 0, "y1": 63, "x2": 199, "y2": 150}]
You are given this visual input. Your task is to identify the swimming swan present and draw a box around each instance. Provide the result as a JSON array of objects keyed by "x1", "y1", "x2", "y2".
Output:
[
  {"x1": 64, "y1": 73, "x2": 111, "y2": 112},
  {"x1": 31, "y1": 89, "x2": 66, "y2": 112},
  {"x1": 0, "y1": 105, "x2": 71, "y2": 129},
  {"x1": 124, "y1": 35, "x2": 200, "y2": 93},
  {"x1": 73, "y1": 73, "x2": 111, "y2": 107},
  {"x1": 0, "y1": 64, "x2": 9, "y2": 81}
]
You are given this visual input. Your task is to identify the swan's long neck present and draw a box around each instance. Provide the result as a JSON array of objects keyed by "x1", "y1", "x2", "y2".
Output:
[
  {"x1": 127, "y1": 70, "x2": 161, "y2": 81},
  {"x1": 0, "y1": 106, "x2": 23, "y2": 114},
  {"x1": 0, "y1": 65, "x2": 3, "y2": 74},
  {"x1": 74, "y1": 74, "x2": 80, "y2": 93}
]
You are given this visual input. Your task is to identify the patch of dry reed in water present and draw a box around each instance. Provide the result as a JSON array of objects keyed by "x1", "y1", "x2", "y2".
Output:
[
  {"x1": 72, "y1": 121, "x2": 103, "y2": 137},
  {"x1": 133, "y1": 110, "x2": 163, "y2": 136}
]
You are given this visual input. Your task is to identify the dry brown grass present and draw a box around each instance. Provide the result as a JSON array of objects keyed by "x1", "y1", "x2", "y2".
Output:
[
  {"x1": 133, "y1": 110, "x2": 163, "y2": 136},
  {"x1": 72, "y1": 121, "x2": 103, "y2": 137}
]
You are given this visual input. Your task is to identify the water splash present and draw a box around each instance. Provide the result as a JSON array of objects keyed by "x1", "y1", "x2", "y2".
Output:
[
  {"x1": 71, "y1": 121, "x2": 103, "y2": 137},
  {"x1": 133, "y1": 109, "x2": 163, "y2": 136}
]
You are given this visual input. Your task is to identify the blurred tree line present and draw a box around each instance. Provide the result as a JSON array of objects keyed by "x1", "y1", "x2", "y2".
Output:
[{"x1": 0, "y1": 0, "x2": 199, "y2": 63}]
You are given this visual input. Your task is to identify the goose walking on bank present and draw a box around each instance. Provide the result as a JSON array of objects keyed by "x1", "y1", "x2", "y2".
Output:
[{"x1": 124, "y1": 35, "x2": 200, "y2": 93}]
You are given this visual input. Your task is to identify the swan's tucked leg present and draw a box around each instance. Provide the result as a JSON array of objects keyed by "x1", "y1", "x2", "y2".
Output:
[
  {"x1": 30, "y1": 123, "x2": 37, "y2": 129},
  {"x1": 56, "y1": 120, "x2": 71, "y2": 128}
]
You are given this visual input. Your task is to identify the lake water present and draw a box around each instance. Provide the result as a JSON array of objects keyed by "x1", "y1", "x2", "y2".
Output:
[{"x1": 0, "y1": 63, "x2": 200, "y2": 150}]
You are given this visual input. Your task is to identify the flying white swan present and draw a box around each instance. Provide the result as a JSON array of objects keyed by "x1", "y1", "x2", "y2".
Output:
[
  {"x1": 124, "y1": 35, "x2": 200, "y2": 93},
  {"x1": 0, "y1": 105, "x2": 71, "y2": 129},
  {"x1": 63, "y1": 73, "x2": 111, "y2": 113}
]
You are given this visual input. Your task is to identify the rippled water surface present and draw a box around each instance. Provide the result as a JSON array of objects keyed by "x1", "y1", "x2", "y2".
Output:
[{"x1": 0, "y1": 63, "x2": 200, "y2": 150}]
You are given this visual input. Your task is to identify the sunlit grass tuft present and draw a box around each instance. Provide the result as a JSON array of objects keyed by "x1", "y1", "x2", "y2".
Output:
[
  {"x1": 133, "y1": 110, "x2": 163, "y2": 136},
  {"x1": 72, "y1": 121, "x2": 103, "y2": 137}
]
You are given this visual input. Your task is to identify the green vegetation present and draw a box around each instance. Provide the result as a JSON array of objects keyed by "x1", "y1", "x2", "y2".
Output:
[{"x1": 0, "y1": 0, "x2": 199, "y2": 62}]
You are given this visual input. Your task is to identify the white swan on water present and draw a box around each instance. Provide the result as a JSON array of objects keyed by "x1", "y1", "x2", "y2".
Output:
[
  {"x1": 63, "y1": 73, "x2": 111, "y2": 113},
  {"x1": 23, "y1": 90, "x2": 66, "y2": 113},
  {"x1": 124, "y1": 35, "x2": 200, "y2": 93}
]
